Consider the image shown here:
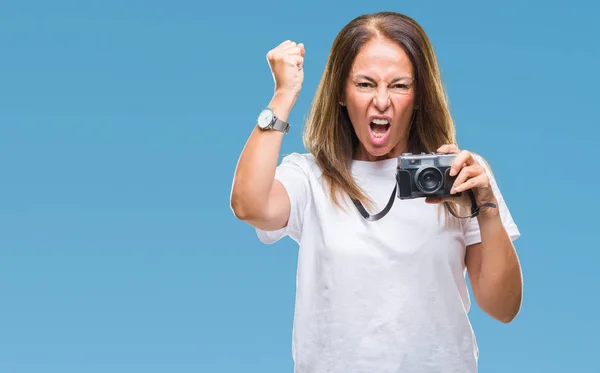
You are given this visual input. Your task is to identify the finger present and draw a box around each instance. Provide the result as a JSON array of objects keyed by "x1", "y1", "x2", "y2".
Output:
[
  {"x1": 281, "y1": 41, "x2": 298, "y2": 50},
  {"x1": 272, "y1": 40, "x2": 293, "y2": 51},
  {"x1": 437, "y1": 144, "x2": 460, "y2": 154},
  {"x1": 286, "y1": 46, "x2": 304, "y2": 56},
  {"x1": 286, "y1": 55, "x2": 303, "y2": 66},
  {"x1": 298, "y1": 43, "x2": 305, "y2": 57},
  {"x1": 452, "y1": 173, "x2": 488, "y2": 194},
  {"x1": 449, "y1": 150, "x2": 473, "y2": 176},
  {"x1": 283, "y1": 56, "x2": 304, "y2": 71},
  {"x1": 451, "y1": 164, "x2": 483, "y2": 193}
]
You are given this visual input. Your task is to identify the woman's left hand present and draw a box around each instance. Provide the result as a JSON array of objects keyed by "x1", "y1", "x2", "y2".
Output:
[{"x1": 424, "y1": 144, "x2": 498, "y2": 209}]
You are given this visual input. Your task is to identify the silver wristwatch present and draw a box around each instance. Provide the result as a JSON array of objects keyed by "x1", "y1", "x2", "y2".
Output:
[{"x1": 257, "y1": 107, "x2": 290, "y2": 133}]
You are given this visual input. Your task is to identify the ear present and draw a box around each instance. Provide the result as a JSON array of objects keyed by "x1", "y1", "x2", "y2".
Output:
[
  {"x1": 339, "y1": 91, "x2": 347, "y2": 107},
  {"x1": 339, "y1": 85, "x2": 349, "y2": 108}
]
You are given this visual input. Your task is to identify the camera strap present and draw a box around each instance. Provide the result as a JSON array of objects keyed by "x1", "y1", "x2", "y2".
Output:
[
  {"x1": 352, "y1": 184, "x2": 399, "y2": 222},
  {"x1": 351, "y1": 184, "x2": 497, "y2": 222},
  {"x1": 443, "y1": 190, "x2": 497, "y2": 219}
]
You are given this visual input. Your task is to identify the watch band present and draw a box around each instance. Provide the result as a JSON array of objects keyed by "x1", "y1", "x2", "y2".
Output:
[{"x1": 272, "y1": 117, "x2": 290, "y2": 133}]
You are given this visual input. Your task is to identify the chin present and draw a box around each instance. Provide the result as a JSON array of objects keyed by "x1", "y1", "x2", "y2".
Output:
[
  {"x1": 369, "y1": 147, "x2": 391, "y2": 157},
  {"x1": 360, "y1": 144, "x2": 395, "y2": 160}
]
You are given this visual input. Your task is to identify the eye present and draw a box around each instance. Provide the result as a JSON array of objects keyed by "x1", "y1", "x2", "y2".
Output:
[
  {"x1": 356, "y1": 82, "x2": 374, "y2": 89},
  {"x1": 391, "y1": 83, "x2": 412, "y2": 94}
]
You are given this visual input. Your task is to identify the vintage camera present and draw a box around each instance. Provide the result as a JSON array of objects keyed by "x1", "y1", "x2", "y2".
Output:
[{"x1": 396, "y1": 152, "x2": 461, "y2": 199}]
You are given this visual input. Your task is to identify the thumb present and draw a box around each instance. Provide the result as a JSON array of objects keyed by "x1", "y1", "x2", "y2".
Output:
[
  {"x1": 298, "y1": 43, "x2": 305, "y2": 57},
  {"x1": 437, "y1": 144, "x2": 460, "y2": 154},
  {"x1": 424, "y1": 197, "x2": 443, "y2": 204}
]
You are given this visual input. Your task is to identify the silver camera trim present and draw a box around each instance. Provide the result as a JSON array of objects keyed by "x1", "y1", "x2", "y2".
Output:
[{"x1": 398, "y1": 152, "x2": 456, "y2": 169}]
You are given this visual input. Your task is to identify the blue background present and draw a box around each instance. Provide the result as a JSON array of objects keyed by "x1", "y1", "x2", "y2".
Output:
[{"x1": 1, "y1": 1, "x2": 598, "y2": 372}]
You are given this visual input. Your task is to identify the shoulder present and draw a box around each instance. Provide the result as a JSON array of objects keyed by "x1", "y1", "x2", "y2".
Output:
[
  {"x1": 279, "y1": 152, "x2": 321, "y2": 176},
  {"x1": 470, "y1": 152, "x2": 495, "y2": 179},
  {"x1": 469, "y1": 152, "x2": 506, "y2": 194},
  {"x1": 470, "y1": 152, "x2": 488, "y2": 166},
  {"x1": 280, "y1": 151, "x2": 316, "y2": 165}
]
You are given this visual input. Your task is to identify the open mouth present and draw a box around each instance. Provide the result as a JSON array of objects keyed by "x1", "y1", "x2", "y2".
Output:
[{"x1": 369, "y1": 119, "x2": 390, "y2": 138}]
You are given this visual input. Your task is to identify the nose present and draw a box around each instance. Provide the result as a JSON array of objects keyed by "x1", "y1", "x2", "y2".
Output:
[{"x1": 373, "y1": 88, "x2": 390, "y2": 111}]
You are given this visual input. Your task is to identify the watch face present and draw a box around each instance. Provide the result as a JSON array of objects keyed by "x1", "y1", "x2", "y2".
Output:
[{"x1": 257, "y1": 108, "x2": 274, "y2": 129}]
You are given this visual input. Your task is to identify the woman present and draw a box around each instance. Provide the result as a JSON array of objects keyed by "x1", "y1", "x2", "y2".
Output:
[{"x1": 230, "y1": 11, "x2": 522, "y2": 373}]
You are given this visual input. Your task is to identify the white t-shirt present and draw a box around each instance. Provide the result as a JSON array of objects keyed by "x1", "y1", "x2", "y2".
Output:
[{"x1": 256, "y1": 152, "x2": 520, "y2": 373}]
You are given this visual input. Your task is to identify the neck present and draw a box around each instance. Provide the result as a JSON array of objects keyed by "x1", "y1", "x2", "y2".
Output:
[{"x1": 353, "y1": 141, "x2": 409, "y2": 162}]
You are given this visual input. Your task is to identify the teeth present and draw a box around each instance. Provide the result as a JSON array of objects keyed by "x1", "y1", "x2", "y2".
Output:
[{"x1": 372, "y1": 118, "x2": 389, "y2": 125}]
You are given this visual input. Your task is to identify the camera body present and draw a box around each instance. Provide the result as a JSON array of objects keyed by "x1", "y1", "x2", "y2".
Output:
[{"x1": 396, "y1": 152, "x2": 461, "y2": 199}]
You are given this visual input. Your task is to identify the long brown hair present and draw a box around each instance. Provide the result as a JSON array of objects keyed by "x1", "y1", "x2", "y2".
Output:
[{"x1": 303, "y1": 12, "x2": 458, "y2": 214}]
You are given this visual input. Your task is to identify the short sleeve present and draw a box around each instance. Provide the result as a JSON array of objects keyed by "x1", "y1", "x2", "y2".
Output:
[
  {"x1": 463, "y1": 154, "x2": 521, "y2": 246},
  {"x1": 255, "y1": 152, "x2": 311, "y2": 245}
]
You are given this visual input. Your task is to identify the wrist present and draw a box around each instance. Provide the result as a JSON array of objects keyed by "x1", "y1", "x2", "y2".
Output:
[
  {"x1": 476, "y1": 200, "x2": 501, "y2": 222},
  {"x1": 270, "y1": 90, "x2": 298, "y2": 121}
]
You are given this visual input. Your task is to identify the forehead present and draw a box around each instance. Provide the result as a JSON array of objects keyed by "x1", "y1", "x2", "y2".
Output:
[{"x1": 350, "y1": 37, "x2": 413, "y2": 77}]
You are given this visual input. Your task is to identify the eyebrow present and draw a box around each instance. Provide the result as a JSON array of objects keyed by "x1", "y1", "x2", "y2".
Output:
[{"x1": 354, "y1": 74, "x2": 413, "y2": 83}]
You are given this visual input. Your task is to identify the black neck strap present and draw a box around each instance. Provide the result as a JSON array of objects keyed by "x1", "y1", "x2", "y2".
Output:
[
  {"x1": 353, "y1": 184, "x2": 399, "y2": 222},
  {"x1": 351, "y1": 184, "x2": 497, "y2": 222}
]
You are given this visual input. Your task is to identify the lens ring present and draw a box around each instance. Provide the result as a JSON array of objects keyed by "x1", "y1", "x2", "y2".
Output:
[{"x1": 415, "y1": 167, "x2": 443, "y2": 194}]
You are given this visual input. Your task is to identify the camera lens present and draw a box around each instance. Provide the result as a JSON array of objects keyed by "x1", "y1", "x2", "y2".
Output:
[{"x1": 416, "y1": 167, "x2": 443, "y2": 193}]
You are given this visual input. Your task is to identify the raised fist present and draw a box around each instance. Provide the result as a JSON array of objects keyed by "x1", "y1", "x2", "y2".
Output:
[{"x1": 266, "y1": 40, "x2": 305, "y2": 97}]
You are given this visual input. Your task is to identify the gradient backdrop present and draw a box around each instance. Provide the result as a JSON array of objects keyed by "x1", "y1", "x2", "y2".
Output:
[{"x1": 1, "y1": 1, "x2": 598, "y2": 372}]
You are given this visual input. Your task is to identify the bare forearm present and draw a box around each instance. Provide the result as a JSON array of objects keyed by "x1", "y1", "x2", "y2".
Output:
[
  {"x1": 475, "y1": 208, "x2": 523, "y2": 322},
  {"x1": 230, "y1": 91, "x2": 296, "y2": 219}
]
